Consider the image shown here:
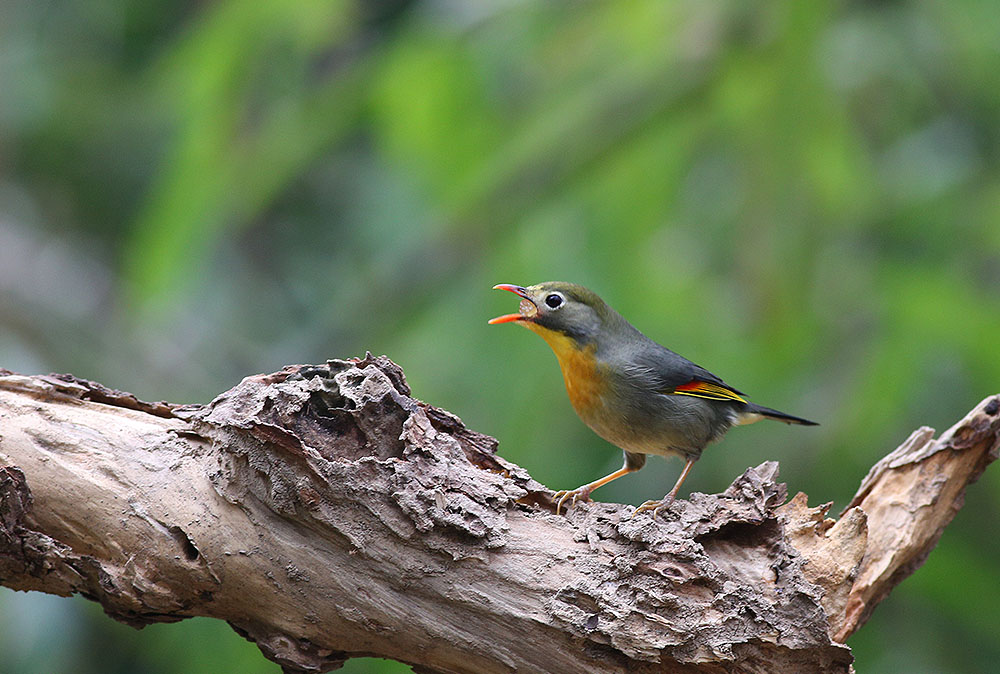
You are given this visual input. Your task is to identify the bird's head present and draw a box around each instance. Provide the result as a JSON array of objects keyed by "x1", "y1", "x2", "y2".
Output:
[{"x1": 489, "y1": 282, "x2": 610, "y2": 347}]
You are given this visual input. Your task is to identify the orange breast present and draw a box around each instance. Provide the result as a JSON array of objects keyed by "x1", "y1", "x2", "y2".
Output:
[
  {"x1": 558, "y1": 344, "x2": 603, "y2": 415},
  {"x1": 524, "y1": 323, "x2": 605, "y2": 417}
]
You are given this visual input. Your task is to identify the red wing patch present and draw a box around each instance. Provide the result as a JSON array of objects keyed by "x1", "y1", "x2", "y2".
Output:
[{"x1": 670, "y1": 380, "x2": 747, "y2": 403}]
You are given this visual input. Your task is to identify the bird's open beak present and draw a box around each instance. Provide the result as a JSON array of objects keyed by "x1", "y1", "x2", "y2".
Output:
[{"x1": 489, "y1": 284, "x2": 538, "y2": 324}]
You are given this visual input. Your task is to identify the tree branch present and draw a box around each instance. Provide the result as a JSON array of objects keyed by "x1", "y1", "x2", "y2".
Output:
[{"x1": 0, "y1": 357, "x2": 996, "y2": 673}]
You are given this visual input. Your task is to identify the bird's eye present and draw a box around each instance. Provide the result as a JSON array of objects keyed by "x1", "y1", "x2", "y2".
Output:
[{"x1": 545, "y1": 293, "x2": 564, "y2": 309}]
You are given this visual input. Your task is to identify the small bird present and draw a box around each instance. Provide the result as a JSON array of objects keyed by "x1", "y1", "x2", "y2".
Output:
[{"x1": 489, "y1": 282, "x2": 817, "y2": 518}]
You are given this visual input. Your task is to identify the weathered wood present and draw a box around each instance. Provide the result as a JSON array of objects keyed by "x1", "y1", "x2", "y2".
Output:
[
  {"x1": 834, "y1": 395, "x2": 1000, "y2": 642},
  {"x1": 0, "y1": 357, "x2": 996, "y2": 673}
]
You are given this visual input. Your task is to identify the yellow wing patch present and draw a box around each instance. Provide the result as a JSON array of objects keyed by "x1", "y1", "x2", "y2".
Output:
[{"x1": 670, "y1": 380, "x2": 746, "y2": 403}]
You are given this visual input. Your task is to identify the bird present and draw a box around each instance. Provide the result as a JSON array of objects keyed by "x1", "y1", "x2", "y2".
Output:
[{"x1": 489, "y1": 282, "x2": 817, "y2": 518}]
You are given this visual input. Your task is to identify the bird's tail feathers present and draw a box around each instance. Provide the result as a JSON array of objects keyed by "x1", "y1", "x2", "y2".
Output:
[{"x1": 743, "y1": 403, "x2": 818, "y2": 426}]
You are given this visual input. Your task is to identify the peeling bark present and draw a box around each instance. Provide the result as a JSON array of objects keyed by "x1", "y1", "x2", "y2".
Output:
[{"x1": 0, "y1": 357, "x2": 996, "y2": 673}]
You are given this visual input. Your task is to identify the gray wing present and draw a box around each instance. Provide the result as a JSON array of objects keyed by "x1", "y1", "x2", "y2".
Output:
[{"x1": 621, "y1": 342, "x2": 745, "y2": 398}]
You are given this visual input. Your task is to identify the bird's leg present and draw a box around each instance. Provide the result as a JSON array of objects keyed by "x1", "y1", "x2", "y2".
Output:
[
  {"x1": 632, "y1": 457, "x2": 696, "y2": 520},
  {"x1": 554, "y1": 452, "x2": 645, "y2": 515},
  {"x1": 553, "y1": 469, "x2": 622, "y2": 515}
]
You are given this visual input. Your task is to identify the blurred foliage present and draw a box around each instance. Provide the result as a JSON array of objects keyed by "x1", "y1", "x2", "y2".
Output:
[{"x1": 1, "y1": 0, "x2": 999, "y2": 672}]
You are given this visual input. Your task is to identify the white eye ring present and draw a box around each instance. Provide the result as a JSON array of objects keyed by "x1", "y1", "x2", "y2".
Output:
[{"x1": 544, "y1": 292, "x2": 565, "y2": 309}]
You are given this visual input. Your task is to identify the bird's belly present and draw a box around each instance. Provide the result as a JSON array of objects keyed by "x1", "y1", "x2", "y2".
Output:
[
  {"x1": 575, "y1": 387, "x2": 733, "y2": 459},
  {"x1": 585, "y1": 412, "x2": 694, "y2": 458}
]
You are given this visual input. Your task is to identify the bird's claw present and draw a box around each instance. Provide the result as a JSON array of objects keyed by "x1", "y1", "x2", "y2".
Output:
[
  {"x1": 553, "y1": 486, "x2": 591, "y2": 515},
  {"x1": 630, "y1": 496, "x2": 675, "y2": 521}
]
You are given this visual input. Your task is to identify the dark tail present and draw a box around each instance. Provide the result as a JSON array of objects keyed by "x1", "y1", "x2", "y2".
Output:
[{"x1": 746, "y1": 403, "x2": 818, "y2": 426}]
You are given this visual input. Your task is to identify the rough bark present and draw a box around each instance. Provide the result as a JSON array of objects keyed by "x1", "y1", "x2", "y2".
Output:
[{"x1": 0, "y1": 356, "x2": 996, "y2": 674}]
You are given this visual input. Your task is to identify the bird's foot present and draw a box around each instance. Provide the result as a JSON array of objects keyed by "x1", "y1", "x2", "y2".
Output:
[
  {"x1": 553, "y1": 486, "x2": 592, "y2": 515},
  {"x1": 630, "y1": 494, "x2": 676, "y2": 521}
]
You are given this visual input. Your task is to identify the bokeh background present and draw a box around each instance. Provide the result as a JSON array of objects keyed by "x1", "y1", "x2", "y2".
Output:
[{"x1": 2, "y1": 1, "x2": 999, "y2": 672}]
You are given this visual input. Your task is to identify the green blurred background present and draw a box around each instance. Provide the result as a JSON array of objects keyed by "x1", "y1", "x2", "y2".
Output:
[{"x1": 1, "y1": 1, "x2": 998, "y2": 672}]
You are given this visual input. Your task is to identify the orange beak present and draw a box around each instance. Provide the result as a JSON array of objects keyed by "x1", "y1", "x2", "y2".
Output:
[{"x1": 489, "y1": 284, "x2": 535, "y2": 324}]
